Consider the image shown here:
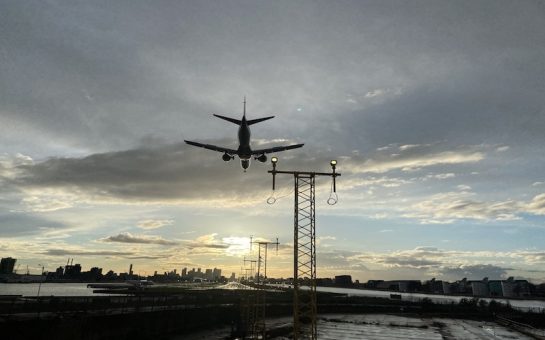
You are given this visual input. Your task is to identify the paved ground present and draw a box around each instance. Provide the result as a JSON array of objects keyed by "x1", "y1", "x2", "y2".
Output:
[
  {"x1": 311, "y1": 315, "x2": 530, "y2": 340},
  {"x1": 180, "y1": 314, "x2": 535, "y2": 340}
]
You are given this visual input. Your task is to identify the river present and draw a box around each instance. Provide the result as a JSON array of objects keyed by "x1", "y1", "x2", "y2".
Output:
[
  {"x1": 2, "y1": 283, "x2": 544, "y2": 313},
  {"x1": 316, "y1": 286, "x2": 545, "y2": 313},
  {"x1": 0, "y1": 283, "x2": 109, "y2": 296}
]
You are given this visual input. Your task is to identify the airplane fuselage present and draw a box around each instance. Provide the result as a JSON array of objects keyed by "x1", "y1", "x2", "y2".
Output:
[
  {"x1": 237, "y1": 116, "x2": 252, "y2": 170},
  {"x1": 237, "y1": 116, "x2": 252, "y2": 159}
]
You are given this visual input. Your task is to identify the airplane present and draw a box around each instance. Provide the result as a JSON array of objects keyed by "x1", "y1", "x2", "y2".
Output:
[{"x1": 184, "y1": 98, "x2": 304, "y2": 171}]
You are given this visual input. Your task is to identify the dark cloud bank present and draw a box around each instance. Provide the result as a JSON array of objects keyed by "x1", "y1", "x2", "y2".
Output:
[{"x1": 13, "y1": 142, "x2": 338, "y2": 202}]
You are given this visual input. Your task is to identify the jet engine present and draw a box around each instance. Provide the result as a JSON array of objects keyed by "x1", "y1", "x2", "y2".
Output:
[
  {"x1": 222, "y1": 153, "x2": 232, "y2": 161},
  {"x1": 256, "y1": 154, "x2": 267, "y2": 163}
]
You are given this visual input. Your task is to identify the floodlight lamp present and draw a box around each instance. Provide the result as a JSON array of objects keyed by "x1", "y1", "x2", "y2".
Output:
[
  {"x1": 271, "y1": 157, "x2": 278, "y2": 164},
  {"x1": 330, "y1": 160, "x2": 337, "y2": 167}
]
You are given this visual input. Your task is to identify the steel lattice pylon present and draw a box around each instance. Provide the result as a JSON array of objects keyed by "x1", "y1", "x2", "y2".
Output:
[
  {"x1": 253, "y1": 242, "x2": 267, "y2": 338},
  {"x1": 251, "y1": 239, "x2": 279, "y2": 339},
  {"x1": 242, "y1": 258, "x2": 257, "y2": 339},
  {"x1": 293, "y1": 174, "x2": 317, "y2": 339},
  {"x1": 268, "y1": 159, "x2": 339, "y2": 340}
]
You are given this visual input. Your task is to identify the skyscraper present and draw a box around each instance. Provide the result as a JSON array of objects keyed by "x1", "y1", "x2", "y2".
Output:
[{"x1": 213, "y1": 268, "x2": 221, "y2": 280}]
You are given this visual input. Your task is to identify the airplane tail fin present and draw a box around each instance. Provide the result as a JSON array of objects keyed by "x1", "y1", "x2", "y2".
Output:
[
  {"x1": 213, "y1": 114, "x2": 242, "y2": 125},
  {"x1": 240, "y1": 97, "x2": 274, "y2": 124},
  {"x1": 247, "y1": 116, "x2": 275, "y2": 125}
]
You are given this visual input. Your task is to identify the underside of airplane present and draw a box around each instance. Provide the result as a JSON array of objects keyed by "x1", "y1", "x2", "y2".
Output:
[{"x1": 184, "y1": 99, "x2": 304, "y2": 171}]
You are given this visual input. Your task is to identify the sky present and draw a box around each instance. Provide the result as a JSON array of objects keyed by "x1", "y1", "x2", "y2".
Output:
[{"x1": 1, "y1": 0, "x2": 545, "y2": 283}]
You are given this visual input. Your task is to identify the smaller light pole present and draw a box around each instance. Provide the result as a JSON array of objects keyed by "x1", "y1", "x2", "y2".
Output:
[{"x1": 37, "y1": 264, "x2": 45, "y2": 298}]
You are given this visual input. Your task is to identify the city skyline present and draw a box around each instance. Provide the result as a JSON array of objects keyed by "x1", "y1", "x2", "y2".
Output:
[{"x1": 1, "y1": 1, "x2": 545, "y2": 283}]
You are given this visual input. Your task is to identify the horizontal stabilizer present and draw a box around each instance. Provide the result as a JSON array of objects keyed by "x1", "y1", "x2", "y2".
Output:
[
  {"x1": 184, "y1": 140, "x2": 237, "y2": 154},
  {"x1": 247, "y1": 116, "x2": 275, "y2": 125},
  {"x1": 213, "y1": 114, "x2": 241, "y2": 125},
  {"x1": 252, "y1": 143, "x2": 304, "y2": 155}
]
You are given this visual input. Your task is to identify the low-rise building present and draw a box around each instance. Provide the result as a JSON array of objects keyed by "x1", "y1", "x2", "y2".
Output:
[
  {"x1": 0, "y1": 257, "x2": 16, "y2": 274},
  {"x1": 470, "y1": 280, "x2": 489, "y2": 297},
  {"x1": 502, "y1": 277, "x2": 531, "y2": 298},
  {"x1": 334, "y1": 275, "x2": 352, "y2": 286}
]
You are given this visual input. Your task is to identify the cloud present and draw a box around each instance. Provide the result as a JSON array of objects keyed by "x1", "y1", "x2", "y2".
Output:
[
  {"x1": 1, "y1": 1, "x2": 544, "y2": 157},
  {"x1": 353, "y1": 246, "x2": 450, "y2": 269},
  {"x1": 317, "y1": 236, "x2": 336, "y2": 246},
  {"x1": 514, "y1": 251, "x2": 545, "y2": 264},
  {"x1": 12, "y1": 142, "x2": 301, "y2": 206},
  {"x1": 413, "y1": 246, "x2": 441, "y2": 252},
  {"x1": 21, "y1": 194, "x2": 74, "y2": 212},
  {"x1": 6, "y1": 141, "x2": 543, "y2": 231},
  {"x1": 9, "y1": 142, "x2": 489, "y2": 210},
  {"x1": 137, "y1": 219, "x2": 174, "y2": 230},
  {"x1": 364, "y1": 88, "x2": 388, "y2": 98},
  {"x1": 401, "y1": 192, "x2": 545, "y2": 224},
  {"x1": 0, "y1": 212, "x2": 67, "y2": 237},
  {"x1": 125, "y1": 255, "x2": 166, "y2": 260},
  {"x1": 100, "y1": 232, "x2": 178, "y2": 246},
  {"x1": 376, "y1": 145, "x2": 394, "y2": 151},
  {"x1": 342, "y1": 176, "x2": 412, "y2": 190},
  {"x1": 0, "y1": 153, "x2": 34, "y2": 178},
  {"x1": 346, "y1": 149, "x2": 484, "y2": 174},
  {"x1": 43, "y1": 249, "x2": 136, "y2": 256},
  {"x1": 404, "y1": 191, "x2": 521, "y2": 223},
  {"x1": 524, "y1": 193, "x2": 545, "y2": 215},
  {"x1": 182, "y1": 233, "x2": 230, "y2": 250},
  {"x1": 190, "y1": 243, "x2": 229, "y2": 249},
  {"x1": 318, "y1": 236, "x2": 336, "y2": 241},
  {"x1": 437, "y1": 264, "x2": 511, "y2": 280},
  {"x1": 317, "y1": 249, "x2": 366, "y2": 271},
  {"x1": 342, "y1": 247, "x2": 541, "y2": 281},
  {"x1": 381, "y1": 257, "x2": 442, "y2": 268},
  {"x1": 424, "y1": 173, "x2": 455, "y2": 180},
  {"x1": 399, "y1": 144, "x2": 427, "y2": 151}
]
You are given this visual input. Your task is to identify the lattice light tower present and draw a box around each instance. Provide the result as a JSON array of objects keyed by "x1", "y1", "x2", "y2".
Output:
[
  {"x1": 242, "y1": 256, "x2": 258, "y2": 339},
  {"x1": 243, "y1": 257, "x2": 257, "y2": 282},
  {"x1": 251, "y1": 238, "x2": 280, "y2": 283},
  {"x1": 250, "y1": 238, "x2": 280, "y2": 338},
  {"x1": 268, "y1": 158, "x2": 340, "y2": 340}
]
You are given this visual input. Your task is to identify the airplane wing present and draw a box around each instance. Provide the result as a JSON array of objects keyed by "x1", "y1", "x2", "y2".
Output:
[
  {"x1": 184, "y1": 140, "x2": 237, "y2": 154},
  {"x1": 251, "y1": 143, "x2": 304, "y2": 155}
]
